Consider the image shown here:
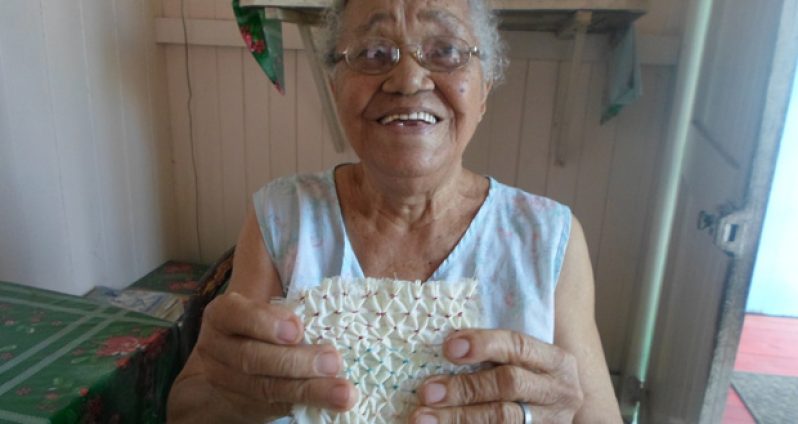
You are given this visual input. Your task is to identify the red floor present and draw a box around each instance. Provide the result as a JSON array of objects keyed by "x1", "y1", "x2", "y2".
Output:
[{"x1": 721, "y1": 314, "x2": 798, "y2": 423}]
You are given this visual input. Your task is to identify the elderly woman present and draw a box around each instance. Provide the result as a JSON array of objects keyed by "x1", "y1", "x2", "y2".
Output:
[{"x1": 168, "y1": 0, "x2": 621, "y2": 422}]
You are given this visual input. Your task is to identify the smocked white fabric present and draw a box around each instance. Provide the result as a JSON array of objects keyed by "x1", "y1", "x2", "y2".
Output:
[{"x1": 283, "y1": 277, "x2": 482, "y2": 423}]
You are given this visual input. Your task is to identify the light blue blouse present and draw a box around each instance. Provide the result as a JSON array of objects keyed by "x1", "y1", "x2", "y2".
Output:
[{"x1": 253, "y1": 168, "x2": 571, "y2": 343}]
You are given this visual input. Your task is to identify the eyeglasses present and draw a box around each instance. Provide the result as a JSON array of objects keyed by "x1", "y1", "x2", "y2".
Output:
[{"x1": 329, "y1": 36, "x2": 481, "y2": 75}]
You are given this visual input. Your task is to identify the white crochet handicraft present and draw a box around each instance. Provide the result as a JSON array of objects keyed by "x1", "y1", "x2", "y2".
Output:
[{"x1": 283, "y1": 277, "x2": 482, "y2": 424}]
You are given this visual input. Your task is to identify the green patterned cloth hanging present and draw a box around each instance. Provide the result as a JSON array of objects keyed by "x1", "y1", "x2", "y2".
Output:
[{"x1": 232, "y1": 0, "x2": 286, "y2": 94}]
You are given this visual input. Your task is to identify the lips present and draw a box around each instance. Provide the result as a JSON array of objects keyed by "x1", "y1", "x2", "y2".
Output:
[{"x1": 378, "y1": 110, "x2": 440, "y2": 125}]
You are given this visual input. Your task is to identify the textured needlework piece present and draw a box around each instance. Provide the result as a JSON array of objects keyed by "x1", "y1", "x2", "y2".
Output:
[{"x1": 283, "y1": 277, "x2": 482, "y2": 423}]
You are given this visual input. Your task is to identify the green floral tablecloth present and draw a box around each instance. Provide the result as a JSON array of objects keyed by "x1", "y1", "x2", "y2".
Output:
[
  {"x1": 0, "y1": 281, "x2": 179, "y2": 424},
  {"x1": 127, "y1": 261, "x2": 208, "y2": 297}
]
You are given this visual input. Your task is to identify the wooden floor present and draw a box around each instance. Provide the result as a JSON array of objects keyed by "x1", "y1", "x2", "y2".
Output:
[{"x1": 721, "y1": 314, "x2": 798, "y2": 423}]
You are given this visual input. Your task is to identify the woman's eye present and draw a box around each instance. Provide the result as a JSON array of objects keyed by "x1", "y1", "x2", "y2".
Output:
[
  {"x1": 361, "y1": 45, "x2": 392, "y2": 62},
  {"x1": 428, "y1": 44, "x2": 462, "y2": 64}
]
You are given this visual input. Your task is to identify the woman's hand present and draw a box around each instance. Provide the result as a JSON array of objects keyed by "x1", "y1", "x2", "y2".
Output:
[
  {"x1": 411, "y1": 329, "x2": 583, "y2": 424},
  {"x1": 194, "y1": 291, "x2": 358, "y2": 421}
]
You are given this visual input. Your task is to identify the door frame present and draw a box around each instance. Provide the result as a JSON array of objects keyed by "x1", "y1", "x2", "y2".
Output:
[{"x1": 699, "y1": 1, "x2": 798, "y2": 422}]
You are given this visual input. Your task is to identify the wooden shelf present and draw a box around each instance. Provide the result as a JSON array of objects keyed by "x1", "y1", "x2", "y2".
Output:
[{"x1": 239, "y1": 0, "x2": 649, "y2": 33}]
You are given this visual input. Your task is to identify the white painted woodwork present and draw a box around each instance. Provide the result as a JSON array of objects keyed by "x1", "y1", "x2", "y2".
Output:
[
  {"x1": 0, "y1": 0, "x2": 175, "y2": 296},
  {"x1": 644, "y1": 0, "x2": 790, "y2": 420}
]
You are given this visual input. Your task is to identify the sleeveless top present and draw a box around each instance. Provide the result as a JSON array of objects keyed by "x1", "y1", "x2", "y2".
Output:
[{"x1": 253, "y1": 168, "x2": 571, "y2": 343}]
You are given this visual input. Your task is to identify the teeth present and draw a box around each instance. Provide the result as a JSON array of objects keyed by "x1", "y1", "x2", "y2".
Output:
[{"x1": 379, "y1": 111, "x2": 438, "y2": 125}]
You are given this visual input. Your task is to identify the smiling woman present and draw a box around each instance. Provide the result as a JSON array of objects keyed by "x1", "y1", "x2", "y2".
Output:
[{"x1": 167, "y1": 0, "x2": 622, "y2": 423}]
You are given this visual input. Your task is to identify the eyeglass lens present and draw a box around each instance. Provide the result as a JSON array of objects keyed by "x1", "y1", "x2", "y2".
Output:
[{"x1": 345, "y1": 37, "x2": 474, "y2": 74}]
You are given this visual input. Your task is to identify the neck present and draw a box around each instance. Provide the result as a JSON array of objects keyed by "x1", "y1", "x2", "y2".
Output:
[{"x1": 344, "y1": 162, "x2": 474, "y2": 229}]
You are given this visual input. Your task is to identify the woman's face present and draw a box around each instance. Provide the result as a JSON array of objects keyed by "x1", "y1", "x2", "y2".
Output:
[{"x1": 331, "y1": 0, "x2": 490, "y2": 180}]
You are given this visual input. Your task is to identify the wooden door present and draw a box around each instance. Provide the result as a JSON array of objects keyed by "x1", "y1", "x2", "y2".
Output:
[{"x1": 643, "y1": 0, "x2": 798, "y2": 422}]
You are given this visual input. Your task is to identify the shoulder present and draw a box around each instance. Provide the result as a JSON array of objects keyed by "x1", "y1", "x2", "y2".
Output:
[
  {"x1": 255, "y1": 170, "x2": 334, "y2": 200},
  {"x1": 487, "y1": 178, "x2": 572, "y2": 232}
]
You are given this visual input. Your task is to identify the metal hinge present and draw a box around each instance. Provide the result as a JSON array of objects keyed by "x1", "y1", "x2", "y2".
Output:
[{"x1": 697, "y1": 204, "x2": 748, "y2": 256}]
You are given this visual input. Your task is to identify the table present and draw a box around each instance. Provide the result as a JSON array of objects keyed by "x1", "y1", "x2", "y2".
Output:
[{"x1": 0, "y1": 279, "x2": 182, "y2": 423}]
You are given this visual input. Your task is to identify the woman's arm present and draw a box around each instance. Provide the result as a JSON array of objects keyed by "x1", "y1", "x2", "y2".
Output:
[{"x1": 554, "y1": 216, "x2": 622, "y2": 422}]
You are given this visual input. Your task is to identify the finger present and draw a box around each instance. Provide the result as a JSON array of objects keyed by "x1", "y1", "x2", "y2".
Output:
[
  {"x1": 418, "y1": 365, "x2": 565, "y2": 407},
  {"x1": 202, "y1": 355, "x2": 358, "y2": 412},
  {"x1": 410, "y1": 402, "x2": 523, "y2": 424},
  {"x1": 197, "y1": 326, "x2": 342, "y2": 378},
  {"x1": 204, "y1": 291, "x2": 303, "y2": 344},
  {"x1": 443, "y1": 329, "x2": 571, "y2": 374}
]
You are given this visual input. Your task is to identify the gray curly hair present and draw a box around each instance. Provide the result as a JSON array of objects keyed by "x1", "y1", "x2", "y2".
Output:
[{"x1": 320, "y1": 0, "x2": 508, "y2": 85}]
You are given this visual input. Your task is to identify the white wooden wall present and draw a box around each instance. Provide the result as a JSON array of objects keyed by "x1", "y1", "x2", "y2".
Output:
[
  {"x1": 0, "y1": 0, "x2": 175, "y2": 295},
  {"x1": 158, "y1": 0, "x2": 685, "y2": 373}
]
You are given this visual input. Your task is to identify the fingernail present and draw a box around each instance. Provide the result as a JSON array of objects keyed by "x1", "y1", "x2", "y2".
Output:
[
  {"x1": 446, "y1": 337, "x2": 470, "y2": 359},
  {"x1": 330, "y1": 384, "x2": 350, "y2": 407},
  {"x1": 423, "y1": 383, "x2": 447, "y2": 404},
  {"x1": 276, "y1": 319, "x2": 298, "y2": 343},
  {"x1": 315, "y1": 351, "x2": 340, "y2": 375},
  {"x1": 417, "y1": 413, "x2": 438, "y2": 424}
]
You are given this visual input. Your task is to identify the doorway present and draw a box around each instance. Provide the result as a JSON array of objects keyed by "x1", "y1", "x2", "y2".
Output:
[{"x1": 722, "y1": 56, "x2": 798, "y2": 424}]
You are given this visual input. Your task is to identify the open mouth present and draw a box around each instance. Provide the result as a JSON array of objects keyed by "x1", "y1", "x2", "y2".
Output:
[{"x1": 378, "y1": 111, "x2": 439, "y2": 126}]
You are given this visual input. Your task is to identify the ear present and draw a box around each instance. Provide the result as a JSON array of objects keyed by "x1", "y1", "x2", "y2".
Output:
[
  {"x1": 328, "y1": 74, "x2": 337, "y2": 96},
  {"x1": 480, "y1": 81, "x2": 492, "y2": 118}
]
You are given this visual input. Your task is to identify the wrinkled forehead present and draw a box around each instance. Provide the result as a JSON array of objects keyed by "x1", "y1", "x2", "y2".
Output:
[{"x1": 340, "y1": 0, "x2": 474, "y2": 39}]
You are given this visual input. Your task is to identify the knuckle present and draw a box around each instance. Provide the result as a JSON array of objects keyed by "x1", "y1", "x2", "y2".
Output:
[
  {"x1": 273, "y1": 347, "x2": 303, "y2": 376},
  {"x1": 454, "y1": 374, "x2": 482, "y2": 404},
  {"x1": 237, "y1": 339, "x2": 258, "y2": 375},
  {"x1": 495, "y1": 366, "x2": 525, "y2": 399},
  {"x1": 511, "y1": 331, "x2": 534, "y2": 361}
]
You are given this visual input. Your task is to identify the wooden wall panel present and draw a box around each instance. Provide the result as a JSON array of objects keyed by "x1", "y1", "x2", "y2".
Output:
[
  {"x1": 485, "y1": 60, "x2": 529, "y2": 184},
  {"x1": 296, "y1": 53, "x2": 325, "y2": 173},
  {"x1": 217, "y1": 47, "x2": 248, "y2": 247},
  {"x1": 268, "y1": 51, "x2": 298, "y2": 180},
  {"x1": 41, "y1": 0, "x2": 106, "y2": 290},
  {"x1": 515, "y1": 61, "x2": 558, "y2": 196},
  {"x1": 166, "y1": 43, "x2": 201, "y2": 260},
  {"x1": 573, "y1": 64, "x2": 618, "y2": 267},
  {"x1": 0, "y1": 0, "x2": 174, "y2": 295},
  {"x1": 0, "y1": 1, "x2": 73, "y2": 290},
  {"x1": 544, "y1": 62, "x2": 593, "y2": 207},
  {"x1": 242, "y1": 54, "x2": 273, "y2": 198},
  {"x1": 594, "y1": 67, "x2": 673, "y2": 369}
]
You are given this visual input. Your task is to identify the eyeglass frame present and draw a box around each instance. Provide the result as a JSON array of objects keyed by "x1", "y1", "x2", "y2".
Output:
[{"x1": 326, "y1": 36, "x2": 482, "y2": 75}]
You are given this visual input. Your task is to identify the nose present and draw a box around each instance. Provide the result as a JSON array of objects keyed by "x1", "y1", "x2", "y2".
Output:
[{"x1": 380, "y1": 48, "x2": 435, "y2": 95}]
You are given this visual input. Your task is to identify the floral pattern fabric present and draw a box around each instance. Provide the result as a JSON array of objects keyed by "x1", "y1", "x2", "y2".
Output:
[{"x1": 233, "y1": 0, "x2": 285, "y2": 93}]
